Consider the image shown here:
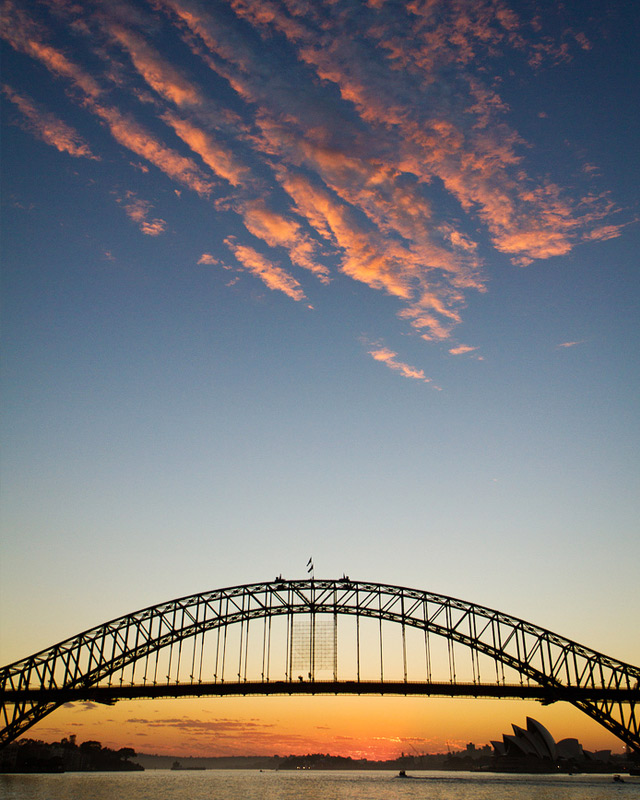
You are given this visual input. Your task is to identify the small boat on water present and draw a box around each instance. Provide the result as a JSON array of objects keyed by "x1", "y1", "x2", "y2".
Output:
[{"x1": 395, "y1": 770, "x2": 430, "y2": 780}]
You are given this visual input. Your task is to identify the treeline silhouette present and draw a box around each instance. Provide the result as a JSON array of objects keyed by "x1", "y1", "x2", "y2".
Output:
[{"x1": 0, "y1": 734, "x2": 143, "y2": 773}]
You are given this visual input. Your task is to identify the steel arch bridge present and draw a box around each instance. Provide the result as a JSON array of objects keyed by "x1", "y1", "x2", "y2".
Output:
[{"x1": 2, "y1": 578, "x2": 639, "y2": 751}]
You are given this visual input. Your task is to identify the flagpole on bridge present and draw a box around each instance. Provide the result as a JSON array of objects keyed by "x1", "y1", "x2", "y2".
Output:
[{"x1": 307, "y1": 557, "x2": 315, "y2": 681}]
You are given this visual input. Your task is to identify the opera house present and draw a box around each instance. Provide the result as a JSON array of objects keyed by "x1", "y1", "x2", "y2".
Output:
[{"x1": 491, "y1": 716, "x2": 588, "y2": 763}]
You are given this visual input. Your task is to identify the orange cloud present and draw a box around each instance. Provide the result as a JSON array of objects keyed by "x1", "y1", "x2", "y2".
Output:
[
  {"x1": 224, "y1": 237, "x2": 306, "y2": 301},
  {"x1": 140, "y1": 219, "x2": 167, "y2": 236},
  {"x1": 121, "y1": 196, "x2": 146, "y2": 222},
  {"x1": 182, "y1": 0, "x2": 606, "y2": 331},
  {"x1": 156, "y1": 0, "x2": 254, "y2": 73},
  {"x1": 368, "y1": 346, "x2": 430, "y2": 382},
  {"x1": 445, "y1": 228, "x2": 478, "y2": 253},
  {"x1": 0, "y1": 3, "x2": 216, "y2": 197},
  {"x1": 162, "y1": 112, "x2": 248, "y2": 187},
  {"x1": 240, "y1": 200, "x2": 330, "y2": 283},
  {"x1": 277, "y1": 171, "x2": 478, "y2": 341},
  {"x1": 582, "y1": 224, "x2": 627, "y2": 242},
  {"x1": 107, "y1": 23, "x2": 200, "y2": 107},
  {"x1": 146, "y1": 0, "x2": 492, "y2": 343},
  {"x1": 2, "y1": 84, "x2": 98, "y2": 159},
  {"x1": 278, "y1": 172, "x2": 413, "y2": 299},
  {"x1": 232, "y1": 0, "x2": 612, "y2": 269},
  {"x1": 90, "y1": 102, "x2": 215, "y2": 196},
  {"x1": 103, "y1": 20, "x2": 251, "y2": 188},
  {"x1": 398, "y1": 308, "x2": 456, "y2": 341},
  {"x1": 268, "y1": 125, "x2": 483, "y2": 284},
  {"x1": 118, "y1": 194, "x2": 167, "y2": 236},
  {"x1": 197, "y1": 253, "x2": 222, "y2": 265},
  {"x1": 0, "y1": 2, "x2": 101, "y2": 98},
  {"x1": 3, "y1": 0, "x2": 629, "y2": 372},
  {"x1": 449, "y1": 344, "x2": 477, "y2": 355}
]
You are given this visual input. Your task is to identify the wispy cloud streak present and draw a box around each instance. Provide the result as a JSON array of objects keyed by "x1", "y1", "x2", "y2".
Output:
[
  {"x1": 2, "y1": 84, "x2": 98, "y2": 159},
  {"x1": 368, "y1": 346, "x2": 431, "y2": 383},
  {"x1": 224, "y1": 236, "x2": 306, "y2": 301}
]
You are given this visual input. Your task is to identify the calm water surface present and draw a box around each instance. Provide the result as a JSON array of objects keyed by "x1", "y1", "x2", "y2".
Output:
[{"x1": 1, "y1": 769, "x2": 638, "y2": 800}]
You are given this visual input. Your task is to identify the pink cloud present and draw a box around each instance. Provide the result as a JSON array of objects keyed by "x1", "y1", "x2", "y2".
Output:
[
  {"x1": 368, "y1": 346, "x2": 430, "y2": 382},
  {"x1": 89, "y1": 102, "x2": 215, "y2": 196},
  {"x1": 449, "y1": 344, "x2": 477, "y2": 355},
  {"x1": 0, "y1": 4, "x2": 216, "y2": 197},
  {"x1": 163, "y1": 112, "x2": 249, "y2": 187},
  {"x1": 143, "y1": 0, "x2": 623, "y2": 354},
  {"x1": 278, "y1": 172, "x2": 413, "y2": 299},
  {"x1": 107, "y1": 22, "x2": 200, "y2": 107},
  {"x1": 156, "y1": 0, "x2": 258, "y2": 74},
  {"x1": 224, "y1": 237, "x2": 307, "y2": 301},
  {"x1": 2, "y1": 84, "x2": 98, "y2": 159},
  {"x1": 121, "y1": 196, "x2": 149, "y2": 223},
  {"x1": 212, "y1": 1, "x2": 607, "y2": 296},
  {"x1": 582, "y1": 224, "x2": 626, "y2": 242},
  {"x1": 573, "y1": 32, "x2": 591, "y2": 51},
  {"x1": 117, "y1": 193, "x2": 167, "y2": 235},
  {"x1": 140, "y1": 219, "x2": 167, "y2": 236},
  {"x1": 0, "y1": 3, "x2": 101, "y2": 98},
  {"x1": 197, "y1": 253, "x2": 222, "y2": 265},
  {"x1": 3, "y1": 0, "x2": 630, "y2": 379},
  {"x1": 240, "y1": 200, "x2": 330, "y2": 283},
  {"x1": 250, "y1": 4, "x2": 609, "y2": 268}
]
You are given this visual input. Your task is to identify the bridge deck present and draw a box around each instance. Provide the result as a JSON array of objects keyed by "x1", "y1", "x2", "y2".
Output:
[{"x1": 4, "y1": 680, "x2": 638, "y2": 705}]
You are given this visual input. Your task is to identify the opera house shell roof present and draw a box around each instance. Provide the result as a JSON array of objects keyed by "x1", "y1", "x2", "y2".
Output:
[{"x1": 491, "y1": 717, "x2": 585, "y2": 761}]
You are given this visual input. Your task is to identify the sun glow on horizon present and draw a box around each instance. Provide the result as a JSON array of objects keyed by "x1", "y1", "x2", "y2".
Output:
[{"x1": 25, "y1": 696, "x2": 626, "y2": 760}]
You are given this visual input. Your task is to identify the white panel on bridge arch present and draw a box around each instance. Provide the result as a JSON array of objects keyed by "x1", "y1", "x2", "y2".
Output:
[{"x1": 291, "y1": 616, "x2": 337, "y2": 679}]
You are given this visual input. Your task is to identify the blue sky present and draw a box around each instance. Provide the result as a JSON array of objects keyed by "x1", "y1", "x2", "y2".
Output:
[{"x1": 1, "y1": 0, "x2": 638, "y2": 753}]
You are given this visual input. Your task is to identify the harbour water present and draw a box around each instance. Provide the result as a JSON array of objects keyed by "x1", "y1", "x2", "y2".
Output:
[{"x1": 1, "y1": 770, "x2": 638, "y2": 800}]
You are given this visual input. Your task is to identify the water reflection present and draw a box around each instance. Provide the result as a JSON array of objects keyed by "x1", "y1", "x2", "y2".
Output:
[{"x1": 1, "y1": 769, "x2": 637, "y2": 800}]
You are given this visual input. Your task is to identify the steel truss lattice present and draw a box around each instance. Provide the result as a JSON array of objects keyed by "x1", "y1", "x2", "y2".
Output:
[{"x1": 1, "y1": 579, "x2": 639, "y2": 750}]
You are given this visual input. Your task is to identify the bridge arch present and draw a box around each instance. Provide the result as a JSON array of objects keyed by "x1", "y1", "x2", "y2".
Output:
[{"x1": 2, "y1": 579, "x2": 639, "y2": 750}]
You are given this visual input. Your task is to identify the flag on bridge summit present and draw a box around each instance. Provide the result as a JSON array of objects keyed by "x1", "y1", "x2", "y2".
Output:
[{"x1": 307, "y1": 558, "x2": 313, "y2": 574}]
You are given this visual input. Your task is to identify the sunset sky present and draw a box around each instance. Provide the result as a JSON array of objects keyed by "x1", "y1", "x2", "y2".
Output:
[{"x1": 1, "y1": 0, "x2": 638, "y2": 758}]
